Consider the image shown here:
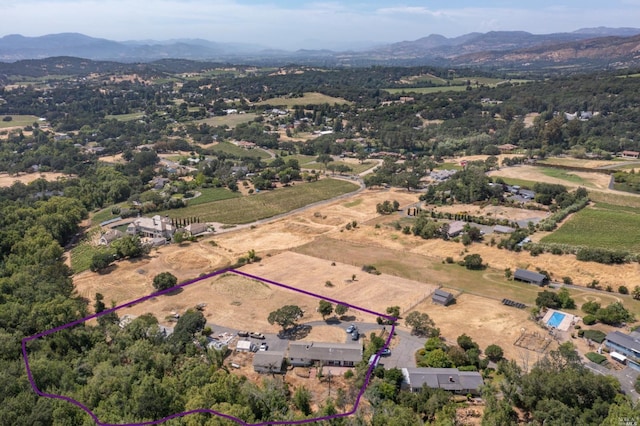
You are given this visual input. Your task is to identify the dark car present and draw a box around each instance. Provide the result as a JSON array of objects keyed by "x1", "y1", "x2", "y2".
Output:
[
  {"x1": 237, "y1": 331, "x2": 249, "y2": 337},
  {"x1": 380, "y1": 348, "x2": 391, "y2": 357},
  {"x1": 351, "y1": 331, "x2": 359, "y2": 341}
]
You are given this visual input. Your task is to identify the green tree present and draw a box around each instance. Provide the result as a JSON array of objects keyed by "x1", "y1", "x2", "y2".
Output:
[
  {"x1": 485, "y1": 344, "x2": 504, "y2": 362},
  {"x1": 405, "y1": 311, "x2": 436, "y2": 337},
  {"x1": 457, "y1": 334, "x2": 479, "y2": 351},
  {"x1": 293, "y1": 387, "x2": 312, "y2": 416},
  {"x1": 335, "y1": 304, "x2": 348, "y2": 317},
  {"x1": 536, "y1": 290, "x2": 561, "y2": 309},
  {"x1": 318, "y1": 300, "x2": 333, "y2": 319},
  {"x1": 90, "y1": 250, "x2": 114, "y2": 272},
  {"x1": 424, "y1": 348, "x2": 453, "y2": 368},
  {"x1": 463, "y1": 254, "x2": 484, "y2": 270},
  {"x1": 153, "y1": 272, "x2": 178, "y2": 292},
  {"x1": 268, "y1": 305, "x2": 304, "y2": 331}
]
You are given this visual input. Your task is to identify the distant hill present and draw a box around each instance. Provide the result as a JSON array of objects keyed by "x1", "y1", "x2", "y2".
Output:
[{"x1": 1, "y1": 28, "x2": 640, "y2": 70}]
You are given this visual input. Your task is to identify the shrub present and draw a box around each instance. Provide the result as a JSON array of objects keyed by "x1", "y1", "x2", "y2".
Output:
[
  {"x1": 619, "y1": 286, "x2": 629, "y2": 295},
  {"x1": 445, "y1": 256, "x2": 454, "y2": 264},
  {"x1": 583, "y1": 329, "x2": 607, "y2": 343},
  {"x1": 562, "y1": 276, "x2": 573, "y2": 285},
  {"x1": 585, "y1": 352, "x2": 607, "y2": 364},
  {"x1": 343, "y1": 370, "x2": 354, "y2": 379},
  {"x1": 582, "y1": 315, "x2": 597, "y2": 325}
]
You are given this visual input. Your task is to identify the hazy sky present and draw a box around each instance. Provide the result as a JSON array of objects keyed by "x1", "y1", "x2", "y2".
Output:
[{"x1": 2, "y1": 0, "x2": 640, "y2": 49}]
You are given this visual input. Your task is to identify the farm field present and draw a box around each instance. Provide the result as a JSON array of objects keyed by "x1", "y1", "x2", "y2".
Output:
[
  {"x1": 488, "y1": 165, "x2": 612, "y2": 191},
  {"x1": 537, "y1": 157, "x2": 623, "y2": 169},
  {"x1": 156, "y1": 178, "x2": 360, "y2": 224},
  {"x1": 0, "y1": 114, "x2": 40, "y2": 128},
  {"x1": 104, "y1": 112, "x2": 145, "y2": 122},
  {"x1": 541, "y1": 203, "x2": 640, "y2": 252},
  {"x1": 253, "y1": 92, "x2": 351, "y2": 107},
  {"x1": 0, "y1": 171, "x2": 71, "y2": 187},
  {"x1": 195, "y1": 112, "x2": 258, "y2": 128},
  {"x1": 383, "y1": 86, "x2": 469, "y2": 94},
  {"x1": 206, "y1": 141, "x2": 271, "y2": 159}
]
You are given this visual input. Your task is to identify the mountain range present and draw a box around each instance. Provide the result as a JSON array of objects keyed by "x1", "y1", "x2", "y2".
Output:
[{"x1": 1, "y1": 27, "x2": 640, "y2": 69}]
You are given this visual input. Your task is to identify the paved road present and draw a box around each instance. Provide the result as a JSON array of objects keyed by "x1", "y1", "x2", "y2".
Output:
[{"x1": 586, "y1": 360, "x2": 639, "y2": 401}]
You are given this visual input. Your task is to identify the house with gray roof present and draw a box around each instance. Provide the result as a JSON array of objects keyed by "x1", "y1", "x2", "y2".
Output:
[
  {"x1": 253, "y1": 351, "x2": 286, "y2": 374},
  {"x1": 447, "y1": 220, "x2": 467, "y2": 238},
  {"x1": 605, "y1": 331, "x2": 640, "y2": 371},
  {"x1": 99, "y1": 229, "x2": 123, "y2": 246},
  {"x1": 288, "y1": 341, "x2": 363, "y2": 367},
  {"x1": 401, "y1": 368, "x2": 484, "y2": 395},
  {"x1": 514, "y1": 268, "x2": 547, "y2": 286}
]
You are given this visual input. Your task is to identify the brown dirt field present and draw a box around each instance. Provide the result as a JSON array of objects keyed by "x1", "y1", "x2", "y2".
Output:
[
  {"x1": 98, "y1": 154, "x2": 125, "y2": 164},
  {"x1": 405, "y1": 293, "x2": 556, "y2": 362},
  {"x1": 523, "y1": 112, "x2": 539, "y2": 128},
  {"x1": 73, "y1": 240, "x2": 233, "y2": 306},
  {"x1": 430, "y1": 203, "x2": 548, "y2": 222},
  {"x1": 298, "y1": 326, "x2": 349, "y2": 343},
  {"x1": 240, "y1": 252, "x2": 438, "y2": 317},
  {"x1": 443, "y1": 154, "x2": 525, "y2": 165},
  {"x1": 0, "y1": 171, "x2": 72, "y2": 187},
  {"x1": 488, "y1": 165, "x2": 612, "y2": 191}
]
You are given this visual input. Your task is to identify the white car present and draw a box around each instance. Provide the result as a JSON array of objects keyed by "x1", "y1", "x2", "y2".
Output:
[
  {"x1": 259, "y1": 343, "x2": 268, "y2": 351},
  {"x1": 346, "y1": 324, "x2": 357, "y2": 333}
]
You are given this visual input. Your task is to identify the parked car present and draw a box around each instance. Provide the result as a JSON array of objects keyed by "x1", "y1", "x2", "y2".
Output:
[
  {"x1": 351, "y1": 331, "x2": 359, "y2": 341},
  {"x1": 259, "y1": 342, "x2": 268, "y2": 351},
  {"x1": 346, "y1": 324, "x2": 357, "y2": 333},
  {"x1": 249, "y1": 332, "x2": 265, "y2": 339},
  {"x1": 380, "y1": 348, "x2": 391, "y2": 357},
  {"x1": 237, "y1": 331, "x2": 249, "y2": 337}
]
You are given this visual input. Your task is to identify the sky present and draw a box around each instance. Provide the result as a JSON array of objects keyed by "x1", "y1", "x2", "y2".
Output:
[{"x1": 2, "y1": 0, "x2": 640, "y2": 50}]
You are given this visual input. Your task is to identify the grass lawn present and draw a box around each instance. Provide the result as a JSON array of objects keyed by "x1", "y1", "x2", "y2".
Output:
[
  {"x1": 491, "y1": 176, "x2": 538, "y2": 189},
  {"x1": 105, "y1": 112, "x2": 145, "y2": 122},
  {"x1": 538, "y1": 167, "x2": 594, "y2": 187},
  {"x1": 70, "y1": 243, "x2": 113, "y2": 274},
  {"x1": 186, "y1": 187, "x2": 240, "y2": 206},
  {"x1": 589, "y1": 191, "x2": 640, "y2": 209},
  {"x1": 196, "y1": 113, "x2": 258, "y2": 128},
  {"x1": 208, "y1": 141, "x2": 271, "y2": 159},
  {"x1": 0, "y1": 115, "x2": 40, "y2": 128},
  {"x1": 540, "y1": 202, "x2": 640, "y2": 252},
  {"x1": 382, "y1": 86, "x2": 469, "y2": 95},
  {"x1": 328, "y1": 161, "x2": 376, "y2": 175},
  {"x1": 157, "y1": 178, "x2": 359, "y2": 224},
  {"x1": 254, "y1": 92, "x2": 351, "y2": 107},
  {"x1": 283, "y1": 154, "x2": 318, "y2": 167},
  {"x1": 435, "y1": 163, "x2": 463, "y2": 171}
]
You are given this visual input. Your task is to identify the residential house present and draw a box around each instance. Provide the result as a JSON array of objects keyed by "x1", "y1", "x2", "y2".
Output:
[
  {"x1": 621, "y1": 150, "x2": 640, "y2": 159},
  {"x1": 253, "y1": 351, "x2": 286, "y2": 374},
  {"x1": 288, "y1": 341, "x2": 363, "y2": 367},
  {"x1": 432, "y1": 289, "x2": 454, "y2": 306},
  {"x1": 127, "y1": 215, "x2": 175, "y2": 239},
  {"x1": 447, "y1": 220, "x2": 467, "y2": 238},
  {"x1": 604, "y1": 331, "x2": 640, "y2": 371},
  {"x1": 513, "y1": 269, "x2": 547, "y2": 286},
  {"x1": 99, "y1": 229, "x2": 123, "y2": 246},
  {"x1": 401, "y1": 368, "x2": 484, "y2": 395},
  {"x1": 497, "y1": 143, "x2": 518, "y2": 153}
]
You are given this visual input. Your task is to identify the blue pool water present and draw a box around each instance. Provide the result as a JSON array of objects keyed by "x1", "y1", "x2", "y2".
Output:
[{"x1": 547, "y1": 312, "x2": 566, "y2": 328}]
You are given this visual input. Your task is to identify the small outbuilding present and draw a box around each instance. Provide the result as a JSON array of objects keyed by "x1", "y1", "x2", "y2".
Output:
[
  {"x1": 447, "y1": 221, "x2": 467, "y2": 238},
  {"x1": 493, "y1": 225, "x2": 515, "y2": 234},
  {"x1": 253, "y1": 351, "x2": 286, "y2": 374},
  {"x1": 432, "y1": 289, "x2": 454, "y2": 306},
  {"x1": 514, "y1": 268, "x2": 547, "y2": 286},
  {"x1": 236, "y1": 340, "x2": 255, "y2": 353}
]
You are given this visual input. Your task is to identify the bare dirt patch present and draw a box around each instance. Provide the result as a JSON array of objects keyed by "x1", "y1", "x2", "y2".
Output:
[
  {"x1": 240, "y1": 252, "x2": 438, "y2": 317},
  {"x1": 488, "y1": 165, "x2": 612, "y2": 190},
  {"x1": 404, "y1": 293, "x2": 555, "y2": 362},
  {"x1": 523, "y1": 112, "x2": 539, "y2": 128},
  {"x1": 429, "y1": 203, "x2": 548, "y2": 222},
  {"x1": 0, "y1": 172, "x2": 72, "y2": 187},
  {"x1": 298, "y1": 325, "x2": 348, "y2": 343}
]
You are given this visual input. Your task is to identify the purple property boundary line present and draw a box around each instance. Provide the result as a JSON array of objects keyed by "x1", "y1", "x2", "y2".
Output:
[{"x1": 22, "y1": 268, "x2": 397, "y2": 426}]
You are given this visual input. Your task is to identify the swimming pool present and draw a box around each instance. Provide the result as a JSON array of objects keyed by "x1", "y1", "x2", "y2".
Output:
[{"x1": 547, "y1": 311, "x2": 566, "y2": 328}]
